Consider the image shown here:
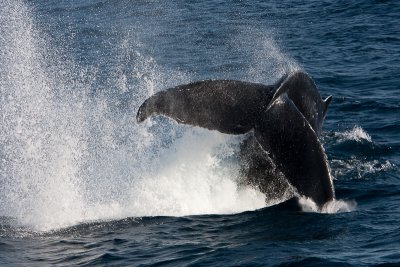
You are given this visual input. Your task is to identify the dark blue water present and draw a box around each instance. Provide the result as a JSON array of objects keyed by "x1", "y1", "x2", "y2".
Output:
[{"x1": 0, "y1": 0, "x2": 399, "y2": 266}]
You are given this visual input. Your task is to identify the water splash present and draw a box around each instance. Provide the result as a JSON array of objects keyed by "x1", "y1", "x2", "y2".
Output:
[
  {"x1": 0, "y1": 0, "x2": 268, "y2": 231},
  {"x1": 126, "y1": 129, "x2": 266, "y2": 217},
  {"x1": 298, "y1": 197, "x2": 357, "y2": 213},
  {"x1": 335, "y1": 125, "x2": 372, "y2": 143},
  {"x1": 0, "y1": 0, "x2": 90, "y2": 230}
]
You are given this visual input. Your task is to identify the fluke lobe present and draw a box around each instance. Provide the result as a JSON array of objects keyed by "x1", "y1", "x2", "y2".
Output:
[{"x1": 136, "y1": 71, "x2": 335, "y2": 210}]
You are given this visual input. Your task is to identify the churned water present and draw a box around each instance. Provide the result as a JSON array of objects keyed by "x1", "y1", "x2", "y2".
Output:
[{"x1": 0, "y1": 0, "x2": 399, "y2": 266}]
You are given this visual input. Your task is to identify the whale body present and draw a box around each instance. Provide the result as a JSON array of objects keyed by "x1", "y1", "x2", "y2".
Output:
[{"x1": 136, "y1": 71, "x2": 334, "y2": 209}]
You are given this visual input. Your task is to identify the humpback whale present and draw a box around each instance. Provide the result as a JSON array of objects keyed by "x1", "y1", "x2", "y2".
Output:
[{"x1": 136, "y1": 71, "x2": 335, "y2": 209}]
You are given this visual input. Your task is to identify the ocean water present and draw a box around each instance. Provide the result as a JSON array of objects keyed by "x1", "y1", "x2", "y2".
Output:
[{"x1": 0, "y1": 0, "x2": 399, "y2": 266}]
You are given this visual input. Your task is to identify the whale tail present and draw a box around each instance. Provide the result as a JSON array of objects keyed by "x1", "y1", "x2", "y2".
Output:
[{"x1": 136, "y1": 71, "x2": 335, "y2": 208}]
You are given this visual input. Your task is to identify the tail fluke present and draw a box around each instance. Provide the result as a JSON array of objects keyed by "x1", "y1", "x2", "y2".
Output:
[
  {"x1": 255, "y1": 93, "x2": 335, "y2": 208},
  {"x1": 136, "y1": 80, "x2": 274, "y2": 134}
]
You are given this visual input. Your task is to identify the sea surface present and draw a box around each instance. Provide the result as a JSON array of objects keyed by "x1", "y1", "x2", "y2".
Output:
[{"x1": 0, "y1": 0, "x2": 399, "y2": 266}]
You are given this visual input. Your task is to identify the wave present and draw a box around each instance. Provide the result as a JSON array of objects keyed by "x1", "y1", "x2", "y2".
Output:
[
  {"x1": 324, "y1": 126, "x2": 396, "y2": 180},
  {"x1": 334, "y1": 126, "x2": 372, "y2": 143}
]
